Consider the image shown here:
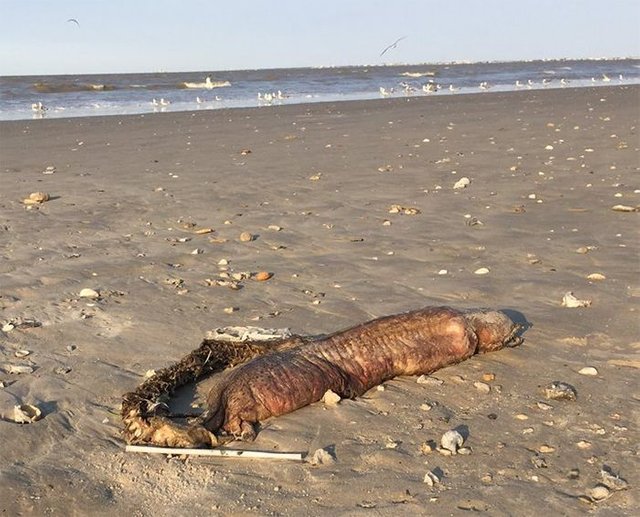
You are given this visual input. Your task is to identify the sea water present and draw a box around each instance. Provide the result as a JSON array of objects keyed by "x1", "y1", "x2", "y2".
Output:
[{"x1": 1, "y1": 58, "x2": 638, "y2": 121}]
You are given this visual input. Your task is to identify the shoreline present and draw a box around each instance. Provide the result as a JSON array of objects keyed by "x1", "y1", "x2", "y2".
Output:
[{"x1": 1, "y1": 84, "x2": 638, "y2": 515}]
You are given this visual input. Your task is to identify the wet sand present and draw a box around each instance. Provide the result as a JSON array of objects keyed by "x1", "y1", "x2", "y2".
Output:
[{"x1": 1, "y1": 86, "x2": 638, "y2": 515}]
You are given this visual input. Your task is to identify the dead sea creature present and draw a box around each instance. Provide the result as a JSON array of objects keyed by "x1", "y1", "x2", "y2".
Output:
[{"x1": 121, "y1": 306, "x2": 523, "y2": 448}]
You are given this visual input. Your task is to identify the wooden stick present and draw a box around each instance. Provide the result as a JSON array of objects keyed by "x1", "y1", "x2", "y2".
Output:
[{"x1": 125, "y1": 444, "x2": 305, "y2": 461}]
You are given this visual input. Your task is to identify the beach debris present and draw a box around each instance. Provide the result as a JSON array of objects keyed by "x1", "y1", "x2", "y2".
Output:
[
  {"x1": 561, "y1": 292, "x2": 592, "y2": 308},
  {"x1": 578, "y1": 366, "x2": 598, "y2": 376},
  {"x1": 3, "y1": 364, "x2": 34, "y2": 375},
  {"x1": 587, "y1": 273, "x2": 606, "y2": 281},
  {"x1": 9, "y1": 404, "x2": 42, "y2": 424},
  {"x1": 239, "y1": 231, "x2": 254, "y2": 242},
  {"x1": 267, "y1": 225, "x2": 282, "y2": 231},
  {"x1": 193, "y1": 227, "x2": 214, "y2": 235},
  {"x1": 543, "y1": 381, "x2": 577, "y2": 401},
  {"x1": 79, "y1": 288, "x2": 100, "y2": 299},
  {"x1": 14, "y1": 350, "x2": 31, "y2": 358},
  {"x1": 42, "y1": 165, "x2": 56, "y2": 175},
  {"x1": 482, "y1": 373, "x2": 496, "y2": 382},
  {"x1": 424, "y1": 470, "x2": 441, "y2": 487},
  {"x1": 190, "y1": 248, "x2": 203, "y2": 255},
  {"x1": 309, "y1": 173, "x2": 322, "y2": 181},
  {"x1": 600, "y1": 465, "x2": 629, "y2": 492},
  {"x1": 126, "y1": 444, "x2": 303, "y2": 461},
  {"x1": 2, "y1": 317, "x2": 41, "y2": 332},
  {"x1": 611, "y1": 204, "x2": 638, "y2": 212},
  {"x1": 205, "y1": 326, "x2": 292, "y2": 343},
  {"x1": 538, "y1": 444, "x2": 556, "y2": 454},
  {"x1": 474, "y1": 267, "x2": 490, "y2": 275},
  {"x1": 536, "y1": 401, "x2": 553, "y2": 411},
  {"x1": 309, "y1": 447, "x2": 336, "y2": 466},
  {"x1": 23, "y1": 192, "x2": 50, "y2": 205},
  {"x1": 439, "y1": 429, "x2": 464, "y2": 455},
  {"x1": 322, "y1": 389, "x2": 341, "y2": 406},
  {"x1": 453, "y1": 177, "x2": 471, "y2": 189},
  {"x1": 253, "y1": 271, "x2": 273, "y2": 282},
  {"x1": 388, "y1": 204, "x2": 421, "y2": 215},
  {"x1": 223, "y1": 307, "x2": 238, "y2": 314}
]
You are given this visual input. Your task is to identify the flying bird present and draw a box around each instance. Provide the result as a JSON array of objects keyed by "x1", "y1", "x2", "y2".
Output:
[
  {"x1": 67, "y1": 18, "x2": 80, "y2": 27},
  {"x1": 380, "y1": 36, "x2": 407, "y2": 57}
]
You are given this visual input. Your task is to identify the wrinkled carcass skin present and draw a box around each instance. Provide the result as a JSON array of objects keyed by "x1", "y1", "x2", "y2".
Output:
[{"x1": 201, "y1": 306, "x2": 521, "y2": 440}]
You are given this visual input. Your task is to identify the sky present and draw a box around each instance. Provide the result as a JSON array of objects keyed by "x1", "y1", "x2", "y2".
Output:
[{"x1": 1, "y1": 0, "x2": 639, "y2": 76}]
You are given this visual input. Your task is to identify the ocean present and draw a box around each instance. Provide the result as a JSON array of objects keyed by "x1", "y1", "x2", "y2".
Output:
[{"x1": 1, "y1": 58, "x2": 638, "y2": 121}]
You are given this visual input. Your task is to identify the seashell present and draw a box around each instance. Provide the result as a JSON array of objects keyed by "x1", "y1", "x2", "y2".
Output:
[
  {"x1": 144, "y1": 369, "x2": 156, "y2": 378},
  {"x1": 417, "y1": 375, "x2": 443, "y2": 385},
  {"x1": 25, "y1": 192, "x2": 50, "y2": 204},
  {"x1": 538, "y1": 444, "x2": 555, "y2": 453},
  {"x1": 482, "y1": 372, "x2": 496, "y2": 382},
  {"x1": 514, "y1": 413, "x2": 529, "y2": 420},
  {"x1": 576, "y1": 440, "x2": 592, "y2": 449},
  {"x1": 239, "y1": 149, "x2": 252, "y2": 155},
  {"x1": 11, "y1": 404, "x2": 42, "y2": 423},
  {"x1": 423, "y1": 470, "x2": 440, "y2": 486},
  {"x1": 544, "y1": 381, "x2": 577, "y2": 401},
  {"x1": 545, "y1": 145, "x2": 554, "y2": 150},
  {"x1": 43, "y1": 165, "x2": 56, "y2": 174},
  {"x1": 309, "y1": 447, "x2": 336, "y2": 466},
  {"x1": 253, "y1": 271, "x2": 273, "y2": 282},
  {"x1": 587, "y1": 273, "x2": 606, "y2": 281},
  {"x1": 239, "y1": 231, "x2": 254, "y2": 242},
  {"x1": 193, "y1": 227, "x2": 214, "y2": 234},
  {"x1": 440, "y1": 429, "x2": 464, "y2": 454},
  {"x1": 578, "y1": 366, "x2": 598, "y2": 376},
  {"x1": 223, "y1": 307, "x2": 238, "y2": 314},
  {"x1": 611, "y1": 204, "x2": 638, "y2": 212},
  {"x1": 2, "y1": 323, "x2": 15, "y2": 332},
  {"x1": 267, "y1": 225, "x2": 282, "y2": 231},
  {"x1": 453, "y1": 177, "x2": 470, "y2": 189},
  {"x1": 536, "y1": 401, "x2": 553, "y2": 411},
  {"x1": 14, "y1": 350, "x2": 31, "y2": 358},
  {"x1": 474, "y1": 267, "x2": 490, "y2": 275},
  {"x1": 561, "y1": 292, "x2": 591, "y2": 308},
  {"x1": 438, "y1": 269, "x2": 448, "y2": 275},
  {"x1": 79, "y1": 288, "x2": 100, "y2": 299},
  {"x1": 217, "y1": 259, "x2": 229, "y2": 266},
  {"x1": 588, "y1": 485, "x2": 610, "y2": 501},
  {"x1": 322, "y1": 389, "x2": 341, "y2": 406},
  {"x1": 190, "y1": 248, "x2": 203, "y2": 255},
  {"x1": 4, "y1": 364, "x2": 34, "y2": 374},
  {"x1": 473, "y1": 381, "x2": 491, "y2": 393}
]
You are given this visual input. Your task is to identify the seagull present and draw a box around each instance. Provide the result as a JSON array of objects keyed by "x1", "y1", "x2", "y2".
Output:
[
  {"x1": 159, "y1": 98, "x2": 170, "y2": 106},
  {"x1": 380, "y1": 36, "x2": 407, "y2": 57},
  {"x1": 31, "y1": 101, "x2": 47, "y2": 112},
  {"x1": 448, "y1": 84, "x2": 459, "y2": 92},
  {"x1": 601, "y1": 73, "x2": 611, "y2": 82},
  {"x1": 67, "y1": 18, "x2": 80, "y2": 27}
]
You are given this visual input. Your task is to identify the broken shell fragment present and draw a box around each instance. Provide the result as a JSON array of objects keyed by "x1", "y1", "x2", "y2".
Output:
[
  {"x1": 588, "y1": 485, "x2": 611, "y2": 501},
  {"x1": 561, "y1": 292, "x2": 592, "y2": 308},
  {"x1": 440, "y1": 429, "x2": 464, "y2": 454},
  {"x1": 322, "y1": 389, "x2": 341, "y2": 406},
  {"x1": 23, "y1": 192, "x2": 50, "y2": 205},
  {"x1": 544, "y1": 381, "x2": 577, "y2": 401},
  {"x1": 453, "y1": 177, "x2": 471, "y2": 189},
  {"x1": 4, "y1": 365, "x2": 34, "y2": 375},
  {"x1": 11, "y1": 404, "x2": 42, "y2": 424},
  {"x1": 578, "y1": 366, "x2": 598, "y2": 376},
  {"x1": 239, "y1": 231, "x2": 254, "y2": 242}
]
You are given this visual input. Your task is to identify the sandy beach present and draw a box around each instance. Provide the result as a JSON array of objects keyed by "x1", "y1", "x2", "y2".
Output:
[{"x1": 1, "y1": 86, "x2": 638, "y2": 515}]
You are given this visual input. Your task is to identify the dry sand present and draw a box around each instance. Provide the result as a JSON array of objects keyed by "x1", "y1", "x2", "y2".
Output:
[{"x1": 1, "y1": 86, "x2": 638, "y2": 515}]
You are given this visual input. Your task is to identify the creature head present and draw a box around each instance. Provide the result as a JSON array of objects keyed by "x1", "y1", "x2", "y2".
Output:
[{"x1": 465, "y1": 309, "x2": 523, "y2": 353}]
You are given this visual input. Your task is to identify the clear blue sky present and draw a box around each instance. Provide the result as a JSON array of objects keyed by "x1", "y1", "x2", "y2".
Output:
[{"x1": 1, "y1": 0, "x2": 638, "y2": 75}]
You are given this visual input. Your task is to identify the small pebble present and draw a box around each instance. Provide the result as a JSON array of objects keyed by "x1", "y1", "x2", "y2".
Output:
[
  {"x1": 576, "y1": 440, "x2": 592, "y2": 449},
  {"x1": 423, "y1": 470, "x2": 440, "y2": 486},
  {"x1": 578, "y1": 366, "x2": 598, "y2": 376},
  {"x1": 239, "y1": 232, "x2": 254, "y2": 242}
]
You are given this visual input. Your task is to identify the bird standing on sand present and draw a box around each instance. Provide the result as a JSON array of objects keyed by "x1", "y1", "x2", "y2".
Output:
[
  {"x1": 380, "y1": 36, "x2": 407, "y2": 57},
  {"x1": 31, "y1": 101, "x2": 47, "y2": 112}
]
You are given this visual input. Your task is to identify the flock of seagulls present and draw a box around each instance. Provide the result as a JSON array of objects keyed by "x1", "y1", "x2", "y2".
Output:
[{"x1": 257, "y1": 90, "x2": 288, "y2": 104}]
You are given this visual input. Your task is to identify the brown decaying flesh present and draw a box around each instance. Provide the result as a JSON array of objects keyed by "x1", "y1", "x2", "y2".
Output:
[{"x1": 121, "y1": 306, "x2": 521, "y2": 448}]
